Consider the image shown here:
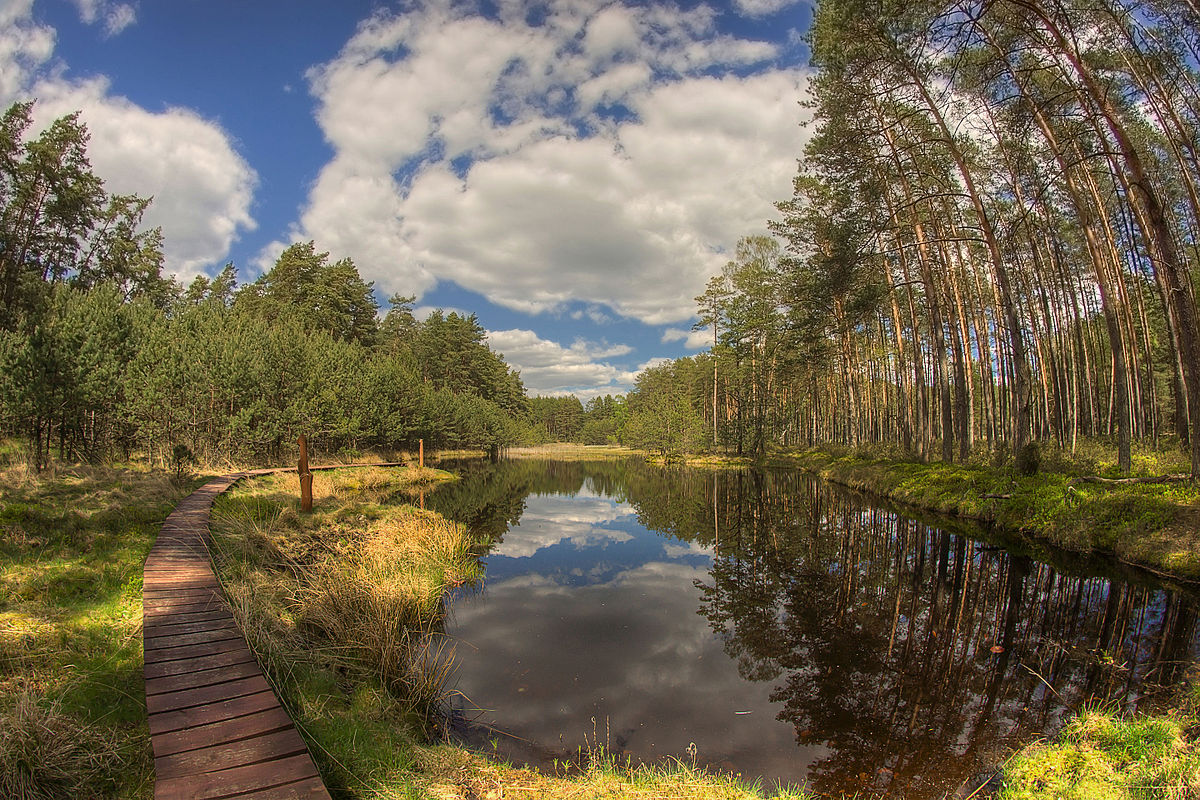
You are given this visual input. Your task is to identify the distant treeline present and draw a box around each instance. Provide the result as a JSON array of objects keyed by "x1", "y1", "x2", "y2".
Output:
[{"x1": 0, "y1": 101, "x2": 531, "y2": 468}]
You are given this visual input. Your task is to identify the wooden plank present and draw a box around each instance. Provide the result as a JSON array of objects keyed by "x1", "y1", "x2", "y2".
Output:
[
  {"x1": 143, "y1": 608, "x2": 232, "y2": 628},
  {"x1": 144, "y1": 636, "x2": 247, "y2": 665},
  {"x1": 235, "y1": 777, "x2": 331, "y2": 800},
  {"x1": 143, "y1": 586, "x2": 218, "y2": 599},
  {"x1": 143, "y1": 645, "x2": 256, "y2": 680},
  {"x1": 153, "y1": 753, "x2": 320, "y2": 800},
  {"x1": 145, "y1": 660, "x2": 262, "y2": 696},
  {"x1": 154, "y1": 727, "x2": 309, "y2": 779},
  {"x1": 151, "y1": 706, "x2": 295, "y2": 758},
  {"x1": 145, "y1": 674, "x2": 270, "y2": 715},
  {"x1": 148, "y1": 689, "x2": 279, "y2": 736},
  {"x1": 144, "y1": 600, "x2": 225, "y2": 618},
  {"x1": 144, "y1": 626, "x2": 243, "y2": 651},
  {"x1": 143, "y1": 617, "x2": 236, "y2": 639}
]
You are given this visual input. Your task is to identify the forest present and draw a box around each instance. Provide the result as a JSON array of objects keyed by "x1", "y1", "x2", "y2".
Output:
[
  {"x1": 617, "y1": 0, "x2": 1200, "y2": 477},
  {"x1": 7, "y1": 0, "x2": 1200, "y2": 482},
  {"x1": 0, "y1": 101, "x2": 531, "y2": 469}
]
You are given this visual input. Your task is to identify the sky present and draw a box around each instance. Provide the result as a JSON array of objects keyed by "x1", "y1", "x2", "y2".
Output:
[{"x1": 2, "y1": 0, "x2": 814, "y2": 398}]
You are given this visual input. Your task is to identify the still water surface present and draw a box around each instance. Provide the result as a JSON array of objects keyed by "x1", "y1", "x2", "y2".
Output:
[{"x1": 427, "y1": 458, "x2": 1198, "y2": 798}]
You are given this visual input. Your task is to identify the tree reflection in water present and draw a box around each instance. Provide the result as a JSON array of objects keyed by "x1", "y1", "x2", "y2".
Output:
[{"x1": 428, "y1": 459, "x2": 1199, "y2": 799}]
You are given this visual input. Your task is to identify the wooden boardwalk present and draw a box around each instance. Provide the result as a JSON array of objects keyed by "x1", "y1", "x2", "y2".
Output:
[{"x1": 143, "y1": 472, "x2": 330, "y2": 800}]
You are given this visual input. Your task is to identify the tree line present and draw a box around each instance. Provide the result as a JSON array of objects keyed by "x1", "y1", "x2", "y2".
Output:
[
  {"x1": 0, "y1": 101, "x2": 532, "y2": 469},
  {"x1": 618, "y1": 0, "x2": 1200, "y2": 475}
]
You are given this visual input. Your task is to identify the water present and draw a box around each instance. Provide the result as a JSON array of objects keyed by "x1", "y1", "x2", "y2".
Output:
[{"x1": 426, "y1": 457, "x2": 1199, "y2": 798}]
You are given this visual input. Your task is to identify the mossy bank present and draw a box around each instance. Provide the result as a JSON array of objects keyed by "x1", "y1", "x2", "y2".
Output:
[{"x1": 769, "y1": 445, "x2": 1200, "y2": 582}]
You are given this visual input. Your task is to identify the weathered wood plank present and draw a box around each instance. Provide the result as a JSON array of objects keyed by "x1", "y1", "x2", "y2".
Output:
[
  {"x1": 154, "y1": 727, "x2": 309, "y2": 779},
  {"x1": 143, "y1": 645, "x2": 256, "y2": 680},
  {"x1": 145, "y1": 660, "x2": 262, "y2": 697},
  {"x1": 145, "y1": 674, "x2": 270, "y2": 715},
  {"x1": 144, "y1": 626, "x2": 243, "y2": 651},
  {"x1": 147, "y1": 689, "x2": 279, "y2": 736},
  {"x1": 153, "y1": 753, "x2": 320, "y2": 800},
  {"x1": 151, "y1": 706, "x2": 294, "y2": 758},
  {"x1": 142, "y1": 618, "x2": 234, "y2": 633},
  {"x1": 234, "y1": 777, "x2": 331, "y2": 800},
  {"x1": 143, "y1": 635, "x2": 247, "y2": 664}
]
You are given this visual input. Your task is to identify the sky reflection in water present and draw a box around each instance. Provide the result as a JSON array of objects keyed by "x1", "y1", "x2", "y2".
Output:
[{"x1": 430, "y1": 459, "x2": 1199, "y2": 799}]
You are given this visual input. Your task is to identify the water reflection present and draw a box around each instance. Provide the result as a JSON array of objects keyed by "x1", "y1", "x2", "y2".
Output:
[{"x1": 428, "y1": 459, "x2": 1198, "y2": 799}]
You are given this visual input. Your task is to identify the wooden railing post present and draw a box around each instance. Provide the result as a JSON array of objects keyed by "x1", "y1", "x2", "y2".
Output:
[
  {"x1": 298, "y1": 433, "x2": 313, "y2": 512},
  {"x1": 419, "y1": 438, "x2": 424, "y2": 468}
]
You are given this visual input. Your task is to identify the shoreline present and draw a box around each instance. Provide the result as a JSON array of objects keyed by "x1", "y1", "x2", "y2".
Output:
[{"x1": 654, "y1": 446, "x2": 1200, "y2": 584}]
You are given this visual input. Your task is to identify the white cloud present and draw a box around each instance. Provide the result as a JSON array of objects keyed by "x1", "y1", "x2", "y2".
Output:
[
  {"x1": 662, "y1": 327, "x2": 712, "y2": 349},
  {"x1": 31, "y1": 78, "x2": 257, "y2": 279},
  {"x1": 412, "y1": 304, "x2": 468, "y2": 321},
  {"x1": 70, "y1": 0, "x2": 136, "y2": 36},
  {"x1": 493, "y1": 491, "x2": 636, "y2": 559},
  {"x1": 102, "y1": 4, "x2": 136, "y2": 37},
  {"x1": 284, "y1": 0, "x2": 810, "y2": 325},
  {"x1": 486, "y1": 328, "x2": 642, "y2": 396},
  {"x1": 732, "y1": 0, "x2": 803, "y2": 18},
  {"x1": 1, "y1": 4, "x2": 256, "y2": 282},
  {"x1": 0, "y1": 0, "x2": 54, "y2": 99}
]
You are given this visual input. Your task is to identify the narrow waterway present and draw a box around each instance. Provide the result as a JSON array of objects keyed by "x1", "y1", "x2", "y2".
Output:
[{"x1": 426, "y1": 458, "x2": 1199, "y2": 799}]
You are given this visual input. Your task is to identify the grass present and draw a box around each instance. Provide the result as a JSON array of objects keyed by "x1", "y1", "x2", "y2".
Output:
[
  {"x1": 409, "y1": 745, "x2": 809, "y2": 800},
  {"x1": 999, "y1": 702, "x2": 1200, "y2": 799},
  {"x1": 771, "y1": 441, "x2": 1200, "y2": 580},
  {"x1": 209, "y1": 466, "x2": 808, "y2": 800},
  {"x1": 0, "y1": 459, "x2": 204, "y2": 799}
]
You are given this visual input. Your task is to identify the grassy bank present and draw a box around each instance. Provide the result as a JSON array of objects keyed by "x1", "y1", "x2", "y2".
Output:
[
  {"x1": 770, "y1": 444, "x2": 1200, "y2": 580},
  {"x1": 998, "y1": 700, "x2": 1200, "y2": 799},
  {"x1": 209, "y1": 466, "x2": 805, "y2": 800},
  {"x1": 0, "y1": 461, "x2": 204, "y2": 799}
]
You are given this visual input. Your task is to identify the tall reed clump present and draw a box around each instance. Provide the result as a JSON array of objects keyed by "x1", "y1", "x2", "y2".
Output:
[
  {"x1": 209, "y1": 468, "x2": 477, "y2": 731},
  {"x1": 295, "y1": 507, "x2": 478, "y2": 716},
  {"x1": 0, "y1": 693, "x2": 125, "y2": 800}
]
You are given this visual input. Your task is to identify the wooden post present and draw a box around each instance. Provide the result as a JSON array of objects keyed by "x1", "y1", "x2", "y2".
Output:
[
  {"x1": 298, "y1": 433, "x2": 313, "y2": 513},
  {"x1": 419, "y1": 438, "x2": 424, "y2": 468}
]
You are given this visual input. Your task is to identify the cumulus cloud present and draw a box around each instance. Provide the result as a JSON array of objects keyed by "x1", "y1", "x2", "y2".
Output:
[
  {"x1": 70, "y1": 0, "x2": 137, "y2": 36},
  {"x1": 0, "y1": 1, "x2": 54, "y2": 99},
  {"x1": 662, "y1": 327, "x2": 712, "y2": 349},
  {"x1": 282, "y1": 0, "x2": 810, "y2": 325},
  {"x1": 732, "y1": 0, "x2": 804, "y2": 17},
  {"x1": 1, "y1": 3, "x2": 256, "y2": 282},
  {"x1": 30, "y1": 78, "x2": 257, "y2": 279},
  {"x1": 486, "y1": 328, "x2": 637, "y2": 395}
]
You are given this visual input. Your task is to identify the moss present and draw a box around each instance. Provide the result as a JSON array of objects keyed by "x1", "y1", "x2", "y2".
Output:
[
  {"x1": 1000, "y1": 708, "x2": 1200, "y2": 800},
  {"x1": 777, "y1": 446, "x2": 1200, "y2": 581}
]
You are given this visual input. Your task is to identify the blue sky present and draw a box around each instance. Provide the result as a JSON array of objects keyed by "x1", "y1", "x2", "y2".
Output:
[{"x1": 4, "y1": 0, "x2": 813, "y2": 398}]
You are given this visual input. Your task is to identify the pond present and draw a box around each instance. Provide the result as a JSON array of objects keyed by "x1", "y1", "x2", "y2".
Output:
[{"x1": 426, "y1": 457, "x2": 1199, "y2": 799}]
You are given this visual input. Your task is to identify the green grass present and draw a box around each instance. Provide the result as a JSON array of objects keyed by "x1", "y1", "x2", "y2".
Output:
[
  {"x1": 773, "y1": 442, "x2": 1200, "y2": 580},
  {"x1": 999, "y1": 705, "x2": 1200, "y2": 799},
  {"x1": 0, "y1": 460, "x2": 204, "y2": 799}
]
